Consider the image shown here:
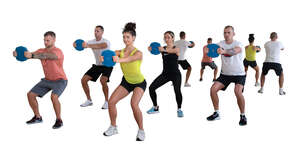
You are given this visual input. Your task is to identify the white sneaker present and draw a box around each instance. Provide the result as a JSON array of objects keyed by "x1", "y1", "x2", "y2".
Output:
[
  {"x1": 136, "y1": 129, "x2": 145, "y2": 141},
  {"x1": 279, "y1": 90, "x2": 286, "y2": 95},
  {"x1": 184, "y1": 83, "x2": 191, "y2": 87},
  {"x1": 255, "y1": 82, "x2": 260, "y2": 87},
  {"x1": 258, "y1": 88, "x2": 264, "y2": 94},
  {"x1": 103, "y1": 125, "x2": 118, "y2": 136},
  {"x1": 101, "y1": 101, "x2": 108, "y2": 109},
  {"x1": 80, "y1": 100, "x2": 93, "y2": 107}
]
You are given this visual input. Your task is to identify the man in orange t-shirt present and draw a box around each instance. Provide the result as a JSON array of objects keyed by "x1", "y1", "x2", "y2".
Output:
[
  {"x1": 200, "y1": 38, "x2": 218, "y2": 81},
  {"x1": 13, "y1": 31, "x2": 67, "y2": 129}
]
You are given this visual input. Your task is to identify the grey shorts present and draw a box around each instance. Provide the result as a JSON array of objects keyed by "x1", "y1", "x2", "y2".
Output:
[
  {"x1": 201, "y1": 61, "x2": 217, "y2": 69},
  {"x1": 30, "y1": 78, "x2": 68, "y2": 97}
]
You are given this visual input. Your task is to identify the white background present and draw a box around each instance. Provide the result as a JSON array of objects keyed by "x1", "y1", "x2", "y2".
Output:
[{"x1": 1, "y1": 0, "x2": 299, "y2": 151}]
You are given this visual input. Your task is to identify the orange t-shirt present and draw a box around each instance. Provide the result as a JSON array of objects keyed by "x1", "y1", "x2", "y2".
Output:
[
  {"x1": 34, "y1": 47, "x2": 67, "y2": 81},
  {"x1": 202, "y1": 45, "x2": 213, "y2": 63}
]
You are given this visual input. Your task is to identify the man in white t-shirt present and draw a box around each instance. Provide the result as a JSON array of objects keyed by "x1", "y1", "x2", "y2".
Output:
[
  {"x1": 258, "y1": 32, "x2": 286, "y2": 95},
  {"x1": 77, "y1": 25, "x2": 112, "y2": 109},
  {"x1": 174, "y1": 31, "x2": 195, "y2": 87},
  {"x1": 205, "y1": 26, "x2": 247, "y2": 126}
]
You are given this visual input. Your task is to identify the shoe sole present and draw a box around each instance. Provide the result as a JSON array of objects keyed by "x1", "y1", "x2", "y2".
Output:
[
  {"x1": 147, "y1": 111, "x2": 159, "y2": 114},
  {"x1": 207, "y1": 117, "x2": 220, "y2": 121},
  {"x1": 136, "y1": 138, "x2": 144, "y2": 141},
  {"x1": 80, "y1": 103, "x2": 93, "y2": 107},
  {"x1": 26, "y1": 121, "x2": 43, "y2": 125},
  {"x1": 52, "y1": 124, "x2": 63, "y2": 129},
  {"x1": 239, "y1": 123, "x2": 247, "y2": 126},
  {"x1": 103, "y1": 132, "x2": 118, "y2": 136}
]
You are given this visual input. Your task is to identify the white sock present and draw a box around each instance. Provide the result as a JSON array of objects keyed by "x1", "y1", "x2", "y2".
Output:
[
  {"x1": 260, "y1": 87, "x2": 264, "y2": 91},
  {"x1": 241, "y1": 113, "x2": 245, "y2": 116},
  {"x1": 215, "y1": 110, "x2": 219, "y2": 114},
  {"x1": 279, "y1": 88, "x2": 284, "y2": 92}
]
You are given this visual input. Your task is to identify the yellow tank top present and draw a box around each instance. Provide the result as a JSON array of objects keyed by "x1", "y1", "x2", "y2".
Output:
[
  {"x1": 120, "y1": 48, "x2": 144, "y2": 84},
  {"x1": 245, "y1": 45, "x2": 256, "y2": 61}
]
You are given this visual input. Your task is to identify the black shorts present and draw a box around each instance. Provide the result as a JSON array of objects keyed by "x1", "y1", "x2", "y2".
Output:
[
  {"x1": 216, "y1": 74, "x2": 246, "y2": 91},
  {"x1": 201, "y1": 61, "x2": 217, "y2": 69},
  {"x1": 120, "y1": 77, "x2": 147, "y2": 93},
  {"x1": 84, "y1": 64, "x2": 113, "y2": 82},
  {"x1": 262, "y1": 62, "x2": 283, "y2": 76},
  {"x1": 243, "y1": 59, "x2": 257, "y2": 68},
  {"x1": 178, "y1": 60, "x2": 191, "y2": 70}
]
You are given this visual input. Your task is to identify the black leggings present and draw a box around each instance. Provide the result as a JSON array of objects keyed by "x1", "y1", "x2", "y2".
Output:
[{"x1": 149, "y1": 72, "x2": 182, "y2": 108}]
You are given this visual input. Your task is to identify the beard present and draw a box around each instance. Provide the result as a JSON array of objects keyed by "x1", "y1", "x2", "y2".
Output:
[{"x1": 45, "y1": 44, "x2": 54, "y2": 48}]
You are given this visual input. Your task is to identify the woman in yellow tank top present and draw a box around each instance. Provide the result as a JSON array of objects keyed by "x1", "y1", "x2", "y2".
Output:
[
  {"x1": 243, "y1": 34, "x2": 261, "y2": 86},
  {"x1": 102, "y1": 22, "x2": 147, "y2": 141}
]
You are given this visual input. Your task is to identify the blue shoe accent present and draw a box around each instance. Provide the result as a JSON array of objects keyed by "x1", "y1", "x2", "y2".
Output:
[
  {"x1": 147, "y1": 106, "x2": 159, "y2": 114},
  {"x1": 177, "y1": 109, "x2": 184, "y2": 117}
]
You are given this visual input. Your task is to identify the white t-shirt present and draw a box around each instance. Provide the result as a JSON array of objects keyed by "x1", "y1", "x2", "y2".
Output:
[
  {"x1": 87, "y1": 38, "x2": 111, "y2": 65},
  {"x1": 174, "y1": 39, "x2": 191, "y2": 61},
  {"x1": 264, "y1": 41, "x2": 284, "y2": 63},
  {"x1": 218, "y1": 40, "x2": 245, "y2": 76}
]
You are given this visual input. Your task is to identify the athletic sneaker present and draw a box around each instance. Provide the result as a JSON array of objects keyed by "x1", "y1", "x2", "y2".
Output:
[
  {"x1": 184, "y1": 83, "x2": 191, "y2": 87},
  {"x1": 52, "y1": 119, "x2": 63, "y2": 129},
  {"x1": 177, "y1": 109, "x2": 184, "y2": 117},
  {"x1": 255, "y1": 82, "x2": 260, "y2": 87},
  {"x1": 26, "y1": 116, "x2": 43, "y2": 124},
  {"x1": 239, "y1": 115, "x2": 247, "y2": 126},
  {"x1": 147, "y1": 106, "x2": 159, "y2": 114},
  {"x1": 136, "y1": 129, "x2": 145, "y2": 141},
  {"x1": 258, "y1": 88, "x2": 264, "y2": 94},
  {"x1": 279, "y1": 90, "x2": 286, "y2": 95},
  {"x1": 207, "y1": 112, "x2": 220, "y2": 121},
  {"x1": 80, "y1": 100, "x2": 93, "y2": 107},
  {"x1": 101, "y1": 101, "x2": 108, "y2": 109},
  {"x1": 103, "y1": 125, "x2": 118, "y2": 136},
  {"x1": 199, "y1": 78, "x2": 203, "y2": 81}
]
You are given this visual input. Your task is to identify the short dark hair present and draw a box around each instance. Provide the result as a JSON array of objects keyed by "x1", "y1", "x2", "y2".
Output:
[
  {"x1": 96, "y1": 25, "x2": 104, "y2": 31},
  {"x1": 179, "y1": 31, "x2": 185, "y2": 38},
  {"x1": 224, "y1": 25, "x2": 234, "y2": 32},
  {"x1": 44, "y1": 31, "x2": 56, "y2": 38},
  {"x1": 164, "y1": 31, "x2": 175, "y2": 38},
  {"x1": 208, "y1": 38, "x2": 212, "y2": 41},
  {"x1": 270, "y1": 32, "x2": 277, "y2": 39}
]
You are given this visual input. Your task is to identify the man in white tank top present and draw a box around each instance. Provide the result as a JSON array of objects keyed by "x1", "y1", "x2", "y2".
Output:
[
  {"x1": 258, "y1": 32, "x2": 286, "y2": 95},
  {"x1": 78, "y1": 25, "x2": 113, "y2": 109},
  {"x1": 174, "y1": 31, "x2": 195, "y2": 87},
  {"x1": 206, "y1": 25, "x2": 247, "y2": 126}
]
